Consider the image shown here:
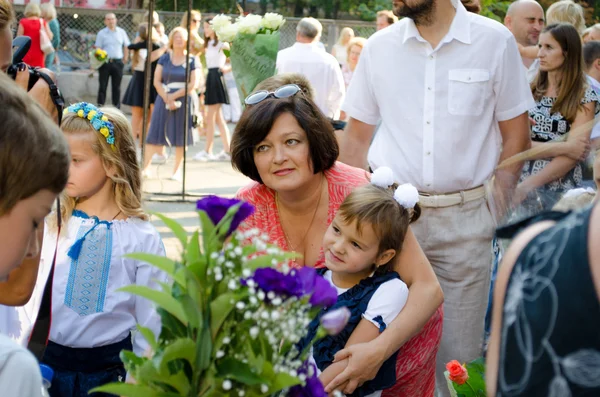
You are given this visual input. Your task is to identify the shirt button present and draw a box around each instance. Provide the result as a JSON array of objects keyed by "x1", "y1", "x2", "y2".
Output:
[
  {"x1": 426, "y1": 121, "x2": 431, "y2": 125},
  {"x1": 427, "y1": 87, "x2": 432, "y2": 91},
  {"x1": 427, "y1": 183, "x2": 431, "y2": 187},
  {"x1": 426, "y1": 151, "x2": 431, "y2": 155},
  {"x1": 429, "y1": 55, "x2": 434, "y2": 59}
]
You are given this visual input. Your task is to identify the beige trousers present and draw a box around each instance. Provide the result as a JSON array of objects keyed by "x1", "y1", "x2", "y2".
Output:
[{"x1": 411, "y1": 197, "x2": 495, "y2": 397}]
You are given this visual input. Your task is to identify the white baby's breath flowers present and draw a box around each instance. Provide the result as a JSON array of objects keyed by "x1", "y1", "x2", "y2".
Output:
[
  {"x1": 260, "y1": 384, "x2": 269, "y2": 393},
  {"x1": 228, "y1": 279, "x2": 237, "y2": 290},
  {"x1": 261, "y1": 13, "x2": 285, "y2": 30},
  {"x1": 222, "y1": 380, "x2": 232, "y2": 390},
  {"x1": 236, "y1": 301, "x2": 246, "y2": 310},
  {"x1": 222, "y1": 337, "x2": 231, "y2": 344},
  {"x1": 250, "y1": 326, "x2": 259, "y2": 339},
  {"x1": 216, "y1": 350, "x2": 225, "y2": 358}
]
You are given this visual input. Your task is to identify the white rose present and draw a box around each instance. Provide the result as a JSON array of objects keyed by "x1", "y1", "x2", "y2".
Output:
[
  {"x1": 261, "y1": 13, "x2": 285, "y2": 31},
  {"x1": 237, "y1": 14, "x2": 262, "y2": 35},
  {"x1": 215, "y1": 23, "x2": 238, "y2": 43},
  {"x1": 210, "y1": 14, "x2": 231, "y2": 33}
]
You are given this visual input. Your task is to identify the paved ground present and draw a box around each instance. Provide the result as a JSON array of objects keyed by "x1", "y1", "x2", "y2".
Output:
[{"x1": 141, "y1": 124, "x2": 251, "y2": 259}]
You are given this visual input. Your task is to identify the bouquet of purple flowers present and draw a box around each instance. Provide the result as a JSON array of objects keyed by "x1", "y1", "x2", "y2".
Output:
[{"x1": 93, "y1": 196, "x2": 348, "y2": 396}]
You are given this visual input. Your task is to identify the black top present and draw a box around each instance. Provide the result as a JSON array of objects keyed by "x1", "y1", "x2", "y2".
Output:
[{"x1": 496, "y1": 204, "x2": 600, "y2": 396}]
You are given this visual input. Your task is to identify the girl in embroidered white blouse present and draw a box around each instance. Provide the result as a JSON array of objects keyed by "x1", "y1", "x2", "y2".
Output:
[{"x1": 38, "y1": 103, "x2": 167, "y2": 396}]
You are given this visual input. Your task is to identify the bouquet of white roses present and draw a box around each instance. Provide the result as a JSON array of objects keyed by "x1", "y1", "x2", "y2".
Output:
[
  {"x1": 211, "y1": 13, "x2": 285, "y2": 102},
  {"x1": 93, "y1": 196, "x2": 347, "y2": 397}
]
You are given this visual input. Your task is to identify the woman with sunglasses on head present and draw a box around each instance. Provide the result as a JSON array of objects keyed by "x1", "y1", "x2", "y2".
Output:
[
  {"x1": 194, "y1": 18, "x2": 231, "y2": 162},
  {"x1": 231, "y1": 81, "x2": 444, "y2": 396}
]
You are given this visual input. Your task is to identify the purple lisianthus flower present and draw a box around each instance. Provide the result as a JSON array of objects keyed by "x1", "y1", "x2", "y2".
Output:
[
  {"x1": 309, "y1": 275, "x2": 338, "y2": 307},
  {"x1": 196, "y1": 196, "x2": 254, "y2": 237},
  {"x1": 320, "y1": 307, "x2": 351, "y2": 335},
  {"x1": 288, "y1": 361, "x2": 327, "y2": 397},
  {"x1": 250, "y1": 268, "x2": 304, "y2": 297}
]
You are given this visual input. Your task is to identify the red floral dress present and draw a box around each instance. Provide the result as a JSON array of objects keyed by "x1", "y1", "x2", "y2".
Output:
[{"x1": 236, "y1": 161, "x2": 443, "y2": 396}]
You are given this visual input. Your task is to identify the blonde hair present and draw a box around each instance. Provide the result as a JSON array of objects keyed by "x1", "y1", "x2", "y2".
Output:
[
  {"x1": 338, "y1": 184, "x2": 421, "y2": 273},
  {"x1": 0, "y1": 73, "x2": 69, "y2": 216},
  {"x1": 132, "y1": 23, "x2": 160, "y2": 69},
  {"x1": 168, "y1": 27, "x2": 189, "y2": 50},
  {"x1": 58, "y1": 106, "x2": 146, "y2": 227},
  {"x1": 40, "y1": 3, "x2": 56, "y2": 20},
  {"x1": 23, "y1": 2, "x2": 41, "y2": 18},
  {"x1": 346, "y1": 37, "x2": 367, "y2": 59},
  {"x1": 0, "y1": 0, "x2": 15, "y2": 30},
  {"x1": 546, "y1": 0, "x2": 586, "y2": 36},
  {"x1": 180, "y1": 10, "x2": 201, "y2": 29},
  {"x1": 336, "y1": 27, "x2": 354, "y2": 46}
]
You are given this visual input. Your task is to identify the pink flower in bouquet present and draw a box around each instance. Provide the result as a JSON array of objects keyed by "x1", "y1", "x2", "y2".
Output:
[{"x1": 446, "y1": 360, "x2": 469, "y2": 385}]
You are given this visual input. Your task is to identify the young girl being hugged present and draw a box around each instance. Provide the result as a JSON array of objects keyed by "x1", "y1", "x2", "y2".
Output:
[
  {"x1": 304, "y1": 167, "x2": 419, "y2": 396},
  {"x1": 193, "y1": 18, "x2": 232, "y2": 162},
  {"x1": 40, "y1": 103, "x2": 167, "y2": 396}
]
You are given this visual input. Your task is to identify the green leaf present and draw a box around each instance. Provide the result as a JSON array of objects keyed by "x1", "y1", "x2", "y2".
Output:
[
  {"x1": 123, "y1": 253, "x2": 184, "y2": 286},
  {"x1": 136, "y1": 325, "x2": 159, "y2": 352},
  {"x1": 120, "y1": 350, "x2": 146, "y2": 373},
  {"x1": 119, "y1": 285, "x2": 188, "y2": 326},
  {"x1": 210, "y1": 293, "x2": 237, "y2": 339},
  {"x1": 223, "y1": 48, "x2": 230, "y2": 57},
  {"x1": 151, "y1": 212, "x2": 188, "y2": 250},
  {"x1": 158, "y1": 309, "x2": 187, "y2": 339},
  {"x1": 271, "y1": 372, "x2": 302, "y2": 391},
  {"x1": 198, "y1": 210, "x2": 216, "y2": 253},
  {"x1": 89, "y1": 383, "x2": 179, "y2": 397},
  {"x1": 197, "y1": 326, "x2": 212, "y2": 371},
  {"x1": 216, "y1": 357, "x2": 264, "y2": 386},
  {"x1": 159, "y1": 338, "x2": 197, "y2": 374},
  {"x1": 186, "y1": 230, "x2": 202, "y2": 265},
  {"x1": 181, "y1": 295, "x2": 202, "y2": 331}
]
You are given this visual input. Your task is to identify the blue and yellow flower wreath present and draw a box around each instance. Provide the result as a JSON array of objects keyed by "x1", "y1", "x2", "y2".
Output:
[{"x1": 63, "y1": 102, "x2": 116, "y2": 149}]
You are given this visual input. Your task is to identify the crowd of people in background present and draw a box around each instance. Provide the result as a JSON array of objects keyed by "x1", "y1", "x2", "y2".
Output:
[{"x1": 1, "y1": 0, "x2": 600, "y2": 396}]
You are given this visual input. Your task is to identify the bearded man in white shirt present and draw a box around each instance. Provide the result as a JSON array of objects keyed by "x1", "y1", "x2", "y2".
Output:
[
  {"x1": 276, "y1": 17, "x2": 345, "y2": 120},
  {"x1": 337, "y1": 0, "x2": 534, "y2": 395}
]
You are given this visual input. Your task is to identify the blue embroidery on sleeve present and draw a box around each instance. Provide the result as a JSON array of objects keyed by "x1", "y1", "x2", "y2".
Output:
[
  {"x1": 65, "y1": 212, "x2": 113, "y2": 316},
  {"x1": 372, "y1": 315, "x2": 386, "y2": 333}
]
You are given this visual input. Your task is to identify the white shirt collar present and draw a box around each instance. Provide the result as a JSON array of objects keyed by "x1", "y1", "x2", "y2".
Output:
[
  {"x1": 402, "y1": 1, "x2": 471, "y2": 46},
  {"x1": 587, "y1": 74, "x2": 600, "y2": 88}
]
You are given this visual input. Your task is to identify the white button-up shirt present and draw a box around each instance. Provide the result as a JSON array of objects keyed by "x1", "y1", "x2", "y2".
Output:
[
  {"x1": 277, "y1": 42, "x2": 345, "y2": 119},
  {"x1": 343, "y1": 2, "x2": 535, "y2": 193}
]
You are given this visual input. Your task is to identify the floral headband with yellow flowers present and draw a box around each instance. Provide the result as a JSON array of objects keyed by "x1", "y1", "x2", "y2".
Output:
[{"x1": 63, "y1": 102, "x2": 115, "y2": 148}]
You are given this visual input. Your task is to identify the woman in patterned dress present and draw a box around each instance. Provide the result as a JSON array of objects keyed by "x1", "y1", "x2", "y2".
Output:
[
  {"x1": 515, "y1": 23, "x2": 599, "y2": 212},
  {"x1": 231, "y1": 80, "x2": 443, "y2": 396}
]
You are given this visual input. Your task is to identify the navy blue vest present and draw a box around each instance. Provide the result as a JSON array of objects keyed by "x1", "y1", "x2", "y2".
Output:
[{"x1": 300, "y1": 270, "x2": 400, "y2": 396}]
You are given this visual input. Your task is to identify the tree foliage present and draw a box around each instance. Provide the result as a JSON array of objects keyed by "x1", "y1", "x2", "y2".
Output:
[{"x1": 154, "y1": 0, "x2": 600, "y2": 24}]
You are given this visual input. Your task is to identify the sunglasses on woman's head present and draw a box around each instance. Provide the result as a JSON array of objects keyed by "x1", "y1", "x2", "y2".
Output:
[{"x1": 244, "y1": 84, "x2": 302, "y2": 105}]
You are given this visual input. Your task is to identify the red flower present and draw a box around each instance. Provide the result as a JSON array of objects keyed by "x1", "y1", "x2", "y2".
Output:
[{"x1": 446, "y1": 360, "x2": 469, "y2": 385}]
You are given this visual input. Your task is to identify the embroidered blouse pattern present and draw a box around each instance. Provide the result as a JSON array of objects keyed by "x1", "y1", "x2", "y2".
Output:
[{"x1": 64, "y1": 210, "x2": 113, "y2": 316}]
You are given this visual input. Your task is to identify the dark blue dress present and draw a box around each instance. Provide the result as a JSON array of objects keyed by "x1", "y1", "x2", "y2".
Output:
[
  {"x1": 495, "y1": 204, "x2": 600, "y2": 396},
  {"x1": 146, "y1": 53, "x2": 196, "y2": 147},
  {"x1": 300, "y1": 270, "x2": 401, "y2": 397}
]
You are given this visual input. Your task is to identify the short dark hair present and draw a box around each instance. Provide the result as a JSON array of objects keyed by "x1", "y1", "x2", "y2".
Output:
[
  {"x1": 231, "y1": 95, "x2": 339, "y2": 184},
  {"x1": 0, "y1": 73, "x2": 69, "y2": 215},
  {"x1": 584, "y1": 41, "x2": 600, "y2": 70}
]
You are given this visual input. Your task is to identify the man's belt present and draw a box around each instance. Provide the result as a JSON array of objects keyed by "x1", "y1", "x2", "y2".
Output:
[{"x1": 418, "y1": 185, "x2": 486, "y2": 208}]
